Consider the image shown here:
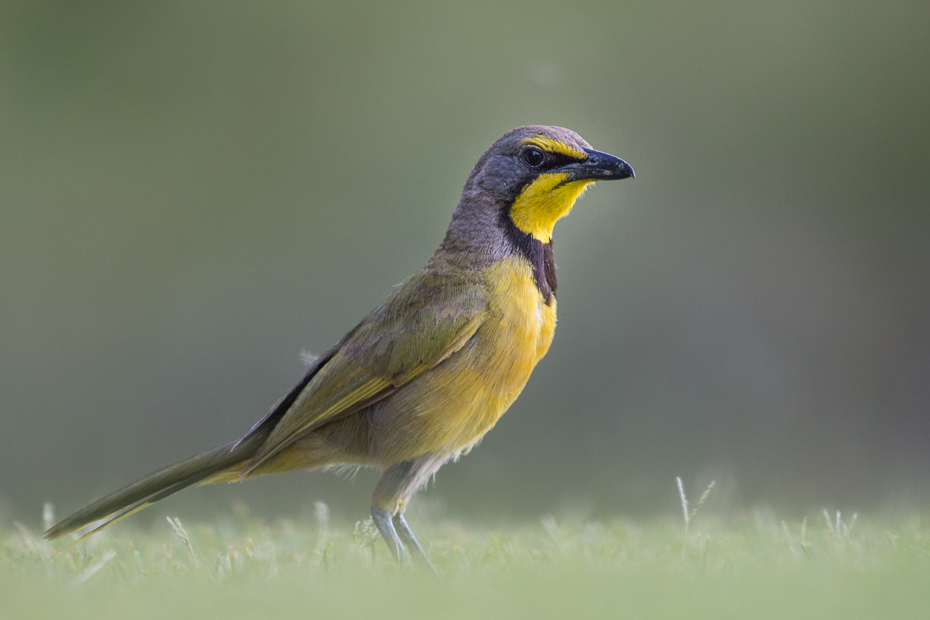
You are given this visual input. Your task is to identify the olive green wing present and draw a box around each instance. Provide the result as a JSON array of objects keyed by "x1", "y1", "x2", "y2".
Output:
[{"x1": 242, "y1": 267, "x2": 486, "y2": 473}]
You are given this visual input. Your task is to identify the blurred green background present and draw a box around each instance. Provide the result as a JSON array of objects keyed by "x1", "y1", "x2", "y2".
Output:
[{"x1": 1, "y1": 0, "x2": 928, "y2": 527}]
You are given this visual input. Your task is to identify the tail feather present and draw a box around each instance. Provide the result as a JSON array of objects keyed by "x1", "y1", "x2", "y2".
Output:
[{"x1": 44, "y1": 435, "x2": 262, "y2": 541}]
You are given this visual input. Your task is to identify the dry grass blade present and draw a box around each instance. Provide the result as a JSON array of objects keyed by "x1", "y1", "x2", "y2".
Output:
[
  {"x1": 677, "y1": 477, "x2": 715, "y2": 561},
  {"x1": 167, "y1": 516, "x2": 198, "y2": 568}
]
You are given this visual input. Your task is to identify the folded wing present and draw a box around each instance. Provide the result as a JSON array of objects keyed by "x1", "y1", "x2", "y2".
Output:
[{"x1": 240, "y1": 266, "x2": 486, "y2": 474}]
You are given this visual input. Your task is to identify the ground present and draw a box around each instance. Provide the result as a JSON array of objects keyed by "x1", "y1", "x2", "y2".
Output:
[{"x1": 3, "y1": 503, "x2": 929, "y2": 620}]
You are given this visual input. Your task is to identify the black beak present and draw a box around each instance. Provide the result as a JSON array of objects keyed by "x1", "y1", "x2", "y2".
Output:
[{"x1": 564, "y1": 148, "x2": 635, "y2": 182}]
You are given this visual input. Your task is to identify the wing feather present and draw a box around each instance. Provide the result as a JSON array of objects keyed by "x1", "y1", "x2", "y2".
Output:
[{"x1": 242, "y1": 266, "x2": 486, "y2": 473}]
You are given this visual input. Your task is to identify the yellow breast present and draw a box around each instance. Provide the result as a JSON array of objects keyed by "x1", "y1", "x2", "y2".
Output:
[
  {"x1": 483, "y1": 254, "x2": 557, "y2": 378},
  {"x1": 461, "y1": 254, "x2": 556, "y2": 443},
  {"x1": 367, "y1": 254, "x2": 557, "y2": 463}
]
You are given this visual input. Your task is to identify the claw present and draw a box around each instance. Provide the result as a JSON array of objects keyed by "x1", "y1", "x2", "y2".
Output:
[{"x1": 394, "y1": 512, "x2": 439, "y2": 576}]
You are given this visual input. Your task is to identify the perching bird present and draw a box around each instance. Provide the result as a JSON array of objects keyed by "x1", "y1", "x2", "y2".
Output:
[{"x1": 45, "y1": 125, "x2": 634, "y2": 567}]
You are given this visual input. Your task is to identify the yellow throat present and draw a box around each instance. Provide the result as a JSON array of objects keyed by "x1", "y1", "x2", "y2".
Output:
[{"x1": 509, "y1": 173, "x2": 594, "y2": 243}]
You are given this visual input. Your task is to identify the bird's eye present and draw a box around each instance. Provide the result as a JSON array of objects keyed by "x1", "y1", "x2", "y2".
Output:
[{"x1": 521, "y1": 146, "x2": 545, "y2": 168}]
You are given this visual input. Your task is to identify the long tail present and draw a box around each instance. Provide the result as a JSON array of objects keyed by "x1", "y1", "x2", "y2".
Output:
[{"x1": 44, "y1": 434, "x2": 264, "y2": 542}]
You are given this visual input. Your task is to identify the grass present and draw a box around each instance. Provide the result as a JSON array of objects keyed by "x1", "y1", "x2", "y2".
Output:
[{"x1": 3, "y1": 495, "x2": 930, "y2": 620}]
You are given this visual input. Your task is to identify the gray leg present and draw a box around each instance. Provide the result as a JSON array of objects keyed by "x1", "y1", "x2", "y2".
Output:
[
  {"x1": 394, "y1": 513, "x2": 438, "y2": 574},
  {"x1": 371, "y1": 505, "x2": 408, "y2": 565},
  {"x1": 371, "y1": 454, "x2": 447, "y2": 570}
]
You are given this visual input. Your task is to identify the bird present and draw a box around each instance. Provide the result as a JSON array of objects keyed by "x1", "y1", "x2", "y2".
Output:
[{"x1": 45, "y1": 125, "x2": 634, "y2": 568}]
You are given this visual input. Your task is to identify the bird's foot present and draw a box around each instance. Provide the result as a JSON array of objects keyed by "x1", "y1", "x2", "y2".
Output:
[
  {"x1": 371, "y1": 506, "x2": 438, "y2": 575},
  {"x1": 371, "y1": 506, "x2": 409, "y2": 566},
  {"x1": 394, "y1": 512, "x2": 439, "y2": 576}
]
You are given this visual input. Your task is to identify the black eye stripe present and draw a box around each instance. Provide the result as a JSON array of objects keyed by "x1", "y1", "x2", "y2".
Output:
[
  {"x1": 520, "y1": 146, "x2": 585, "y2": 171},
  {"x1": 546, "y1": 152, "x2": 584, "y2": 168}
]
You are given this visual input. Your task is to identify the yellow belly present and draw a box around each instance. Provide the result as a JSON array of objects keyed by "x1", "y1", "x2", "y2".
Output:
[{"x1": 369, "y1": 254, "x2": 556, "y2": 462}]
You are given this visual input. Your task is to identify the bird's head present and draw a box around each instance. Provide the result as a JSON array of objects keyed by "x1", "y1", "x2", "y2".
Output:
[{"x1": 464, "y1": 125, "x2": 634, "y2": 243}]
